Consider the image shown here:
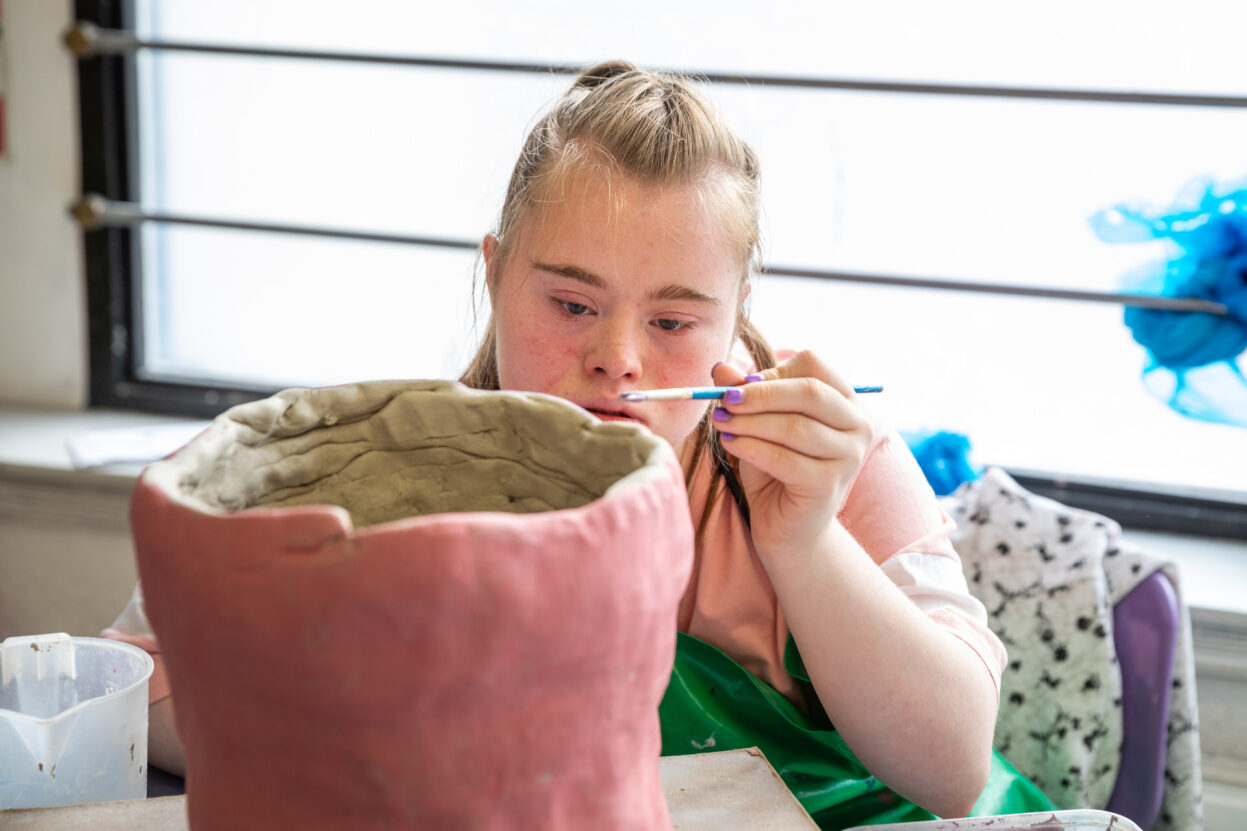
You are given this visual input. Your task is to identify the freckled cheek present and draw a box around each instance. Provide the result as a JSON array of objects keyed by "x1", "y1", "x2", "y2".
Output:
[
  {"x1": 650, "y1": 343, "x2": 720, "y2": 389},
  {"x1": 499, "y1": 329, "x2": 583, "y2": 392}
]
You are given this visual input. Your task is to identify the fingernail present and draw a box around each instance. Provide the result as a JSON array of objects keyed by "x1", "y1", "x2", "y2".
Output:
[
  {"x1": 713, "y1": 407, "x2": 731, "y2": 422},
  {"x1": 744, "y1": 373, "x2": 763, "y2": 383},
  {"x1": 719, "y1": 432, "x2": 735, "y2": 442},
  {"x1": 725, "y1": 388, "x2": 744, "y2": 405},
  {"x1": 712, "y1": 361, "x2": 725, "y2": 372}
]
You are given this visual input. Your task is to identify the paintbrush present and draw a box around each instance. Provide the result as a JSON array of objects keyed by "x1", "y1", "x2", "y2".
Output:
[{"x1": 619, "y1": 385, "x2": 883, "y2": 402}]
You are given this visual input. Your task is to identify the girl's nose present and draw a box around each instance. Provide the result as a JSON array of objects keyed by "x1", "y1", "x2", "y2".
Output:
[{"x1": 585, "y1": 320, "x2": 644, "y2": 381}]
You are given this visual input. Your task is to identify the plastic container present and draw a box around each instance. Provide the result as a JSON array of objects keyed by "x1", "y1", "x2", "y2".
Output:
[
  {"x1": 844, "y1": 810, "x2": 1142, "y2": 831},
  {"x1": 0, "y1": 633, "x2": 153, "y2": 810}
]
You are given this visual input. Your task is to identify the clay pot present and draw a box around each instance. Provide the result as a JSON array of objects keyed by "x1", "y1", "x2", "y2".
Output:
[{"x1": 130, "y1": 381, "x2": 694, "y2": 830}]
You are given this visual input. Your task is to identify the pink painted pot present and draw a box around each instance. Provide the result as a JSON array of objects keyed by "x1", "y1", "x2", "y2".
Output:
[{"x1": 130, "y1": 381, "x2": 694, "y2": 830}]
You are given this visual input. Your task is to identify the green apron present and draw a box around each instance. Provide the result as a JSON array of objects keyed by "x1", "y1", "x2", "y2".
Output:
[{"x1": 660, "y1": 632, "x2": 1056, "y2": 829}]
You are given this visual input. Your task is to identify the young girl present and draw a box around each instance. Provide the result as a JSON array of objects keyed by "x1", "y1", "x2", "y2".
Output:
[
  {"x1": 456, "y1": 60, "x2": 1043, "y2": 823},
  {"x1": 116, "y1": 59, "x2": 1052, "y2": 824}
]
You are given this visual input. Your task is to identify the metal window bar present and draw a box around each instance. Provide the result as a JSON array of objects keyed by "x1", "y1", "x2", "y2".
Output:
[
  {"x1": 64, "y1": 23, "x2": 1247, "y2": 109},
  {"x1": 70, "y1": 195, "x2": 1232, "y2": 317}
]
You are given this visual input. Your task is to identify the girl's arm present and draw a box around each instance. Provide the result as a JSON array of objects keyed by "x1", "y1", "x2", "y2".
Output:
[
  {"x1": 99, "y1": 591, "x2": 188, "y2": 777},
  {"x1": 149, "y1": 695, "x2": 187, "y2": 777},
  {"x1": 762, "y1": 521, "x2": 996, "y2": 818},
  {"x1": 711, "y1": 354, "x2": 997, "y2": 819}
]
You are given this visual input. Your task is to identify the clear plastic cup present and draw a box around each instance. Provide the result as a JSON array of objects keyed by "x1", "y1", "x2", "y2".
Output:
[{"x1": 0, "y1": 633, "x2": 153, "y2": 809}]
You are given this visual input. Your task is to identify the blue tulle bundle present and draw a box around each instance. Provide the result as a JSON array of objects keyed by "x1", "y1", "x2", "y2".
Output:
[
  {"x1": 1089, "y1": 177, "x2": 1247, "y2": 428},
  {"x1": 903, "y1": 430, "x2": 981, "y2": 496}
]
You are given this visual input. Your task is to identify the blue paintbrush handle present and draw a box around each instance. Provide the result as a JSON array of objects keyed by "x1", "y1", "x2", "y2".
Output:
[
  {"x1": 692, "y1": 385, "x2": 883, "y2": 398},
  {"x1": 620, "y1": 384, "x2": 883, "y2": 402}
]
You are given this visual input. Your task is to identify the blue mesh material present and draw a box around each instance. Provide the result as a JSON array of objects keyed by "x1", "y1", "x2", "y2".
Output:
[
  {"x1": 902, "y1": 430, "x2": 980, "y2": 496},
  {"x1": 1089, "y1": 177, "x2": 1247, "y2": 427}
]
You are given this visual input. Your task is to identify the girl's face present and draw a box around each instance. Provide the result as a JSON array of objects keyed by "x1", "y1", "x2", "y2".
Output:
[{"x1": 487, "y1": 172, "x2": 743, "y2": 451}]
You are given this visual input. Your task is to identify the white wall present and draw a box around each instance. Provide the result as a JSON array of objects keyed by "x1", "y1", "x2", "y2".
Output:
[
  {"x1": 0, "y1": 472, "x2": 138, "y2": 638},
  {"x1": 0, "y1": 0, "x2": 86, "y2": 409}
]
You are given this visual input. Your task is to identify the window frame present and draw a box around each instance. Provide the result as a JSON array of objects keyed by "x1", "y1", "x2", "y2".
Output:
[
  {"x1": 72, "y1": 0, "x2": 1247, "y2": 537},
  {"x1": 76, "y1": 0, "x2": 271, "y2": 416}
]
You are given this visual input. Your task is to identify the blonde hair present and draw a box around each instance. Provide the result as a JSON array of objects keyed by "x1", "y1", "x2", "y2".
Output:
[{"x1": 461, "y1": 60, "x2": 776, "y2": 533}]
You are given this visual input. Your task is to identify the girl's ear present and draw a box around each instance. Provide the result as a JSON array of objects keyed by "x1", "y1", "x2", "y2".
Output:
[
  {"x1": 735, "y1": 282, "x2": 752, "y2": 334},
  {"x1": 482, "y1": 234, "x2": 500, "y2": 301}
]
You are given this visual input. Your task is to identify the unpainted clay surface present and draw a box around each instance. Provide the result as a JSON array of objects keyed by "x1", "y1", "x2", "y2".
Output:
[{"x1": 149, "y1": 380, "x2": 662, "y2": 525}]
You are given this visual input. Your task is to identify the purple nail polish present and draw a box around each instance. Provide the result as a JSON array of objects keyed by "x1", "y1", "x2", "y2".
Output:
[
  {"x1": 719, "y1": 432, "x2": 735, "y2": 441},
  {"x1": 712, "y1": 361, "x2": 725, "y2": 372},
  {"x1": 713, "y1": 407, "x2": 731, "y2": 422},
  {"x1": 725, "y1": 388, "x2": 744, "y2": 405},
  {"x1": 744, "y1": 373, "x2": 764, "y2": 383}
]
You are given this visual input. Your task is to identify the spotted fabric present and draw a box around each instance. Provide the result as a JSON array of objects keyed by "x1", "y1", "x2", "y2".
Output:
[{"x1": 943, "y1": 468, "x2": 1203, "y2": 831}]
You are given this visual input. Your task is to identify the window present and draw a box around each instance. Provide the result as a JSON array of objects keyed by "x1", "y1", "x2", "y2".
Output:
[{"x1": 74, "y1": 0, "x2": 1247, "y2": 535}]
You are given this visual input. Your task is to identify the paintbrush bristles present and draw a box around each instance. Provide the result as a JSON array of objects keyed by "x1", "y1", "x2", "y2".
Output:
[{"x1": 619, "y1": 389, "x2": 700, "y2": 402}]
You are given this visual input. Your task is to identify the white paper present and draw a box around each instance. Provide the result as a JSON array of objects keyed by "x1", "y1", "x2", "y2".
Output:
[{"x1": 66, "y1": 421, "x2": 212, "y2": 469}]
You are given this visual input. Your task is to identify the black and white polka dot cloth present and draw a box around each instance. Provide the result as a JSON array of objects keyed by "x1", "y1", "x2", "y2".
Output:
[{"x1": 943, "y1": 468, "x2": 1203, "y2": 831}]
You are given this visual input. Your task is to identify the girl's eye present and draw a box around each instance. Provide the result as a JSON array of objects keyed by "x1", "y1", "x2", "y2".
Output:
[
  {"x1": 654, "y1": 318, "x2": 691, "y2": 332},
  {"x1": 560, "y1": 300, "x2": 591, "y2": 316}
]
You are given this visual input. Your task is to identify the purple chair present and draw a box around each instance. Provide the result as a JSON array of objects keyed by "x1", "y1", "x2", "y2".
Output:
[{"x1": 1105, "y1": 571, "x2": 1180, "y2": 829}]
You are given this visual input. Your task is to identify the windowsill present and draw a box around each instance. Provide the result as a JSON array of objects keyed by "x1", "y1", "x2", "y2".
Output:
[
  {"x1": 0, "y1": 405, "x2": 203, "y2": 481},
  {"x1": 1122, "y1": 530, "x2": 1247, "y2": 622},
  {"x1": 2, "y1": 403, "x2": 1246, "y2": 618}
]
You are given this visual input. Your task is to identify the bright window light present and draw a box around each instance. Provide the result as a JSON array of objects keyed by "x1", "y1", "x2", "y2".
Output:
[{"x1": 132, "y1": 0, "x2": 1247, "y2": 499}]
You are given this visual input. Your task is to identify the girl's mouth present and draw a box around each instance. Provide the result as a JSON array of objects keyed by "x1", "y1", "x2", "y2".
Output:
[{"x1": 584, "y1": 407, "x2": 640, "y2": 424}]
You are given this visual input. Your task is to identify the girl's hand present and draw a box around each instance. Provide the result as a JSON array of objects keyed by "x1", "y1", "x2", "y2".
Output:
[{"x1": 711, "y1": 351, "x2": 873, "y2": 557}]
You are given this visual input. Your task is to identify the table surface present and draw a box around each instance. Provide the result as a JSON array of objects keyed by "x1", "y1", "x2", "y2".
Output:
[{"x1": 1, "y1": 748, "x2": 820, "y2": 830}]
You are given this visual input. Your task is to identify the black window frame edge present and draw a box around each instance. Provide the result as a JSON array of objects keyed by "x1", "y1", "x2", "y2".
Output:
[
  {"x1": 76, "y1": 0, "x2": 275, "y2": 419},
  {"x1": 72, "y1": 1, "x2": 1247, "y2": 540},
  {"x1": 1011, "y1": 475, "x2": 1244, "y2": 540}
]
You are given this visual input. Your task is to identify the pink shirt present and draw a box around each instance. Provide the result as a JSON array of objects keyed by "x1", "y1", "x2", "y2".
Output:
[{"x1": 678, "y1": 425, "x2": 1006, "y2": 707}]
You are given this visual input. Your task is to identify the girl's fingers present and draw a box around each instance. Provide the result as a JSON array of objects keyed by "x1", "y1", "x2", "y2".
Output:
[
  {"x1": 710, "y1": 360, "x2": 749, "y2": 388},
  {"x1": 712, "y1": 409, "x2": 859, "y2": 461},
  {"x1": 709, "y1": 349, "x2": 869, "y2": 444},
  {"x1": 722, "y1": 375, "x2": 864, "y2": 433},
  {"x1": 715, "y1": 432, "x2": 844, "y2": 495},
  {"x1": 709, "y1": 351, "x2": 872, "y2": 542}
]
